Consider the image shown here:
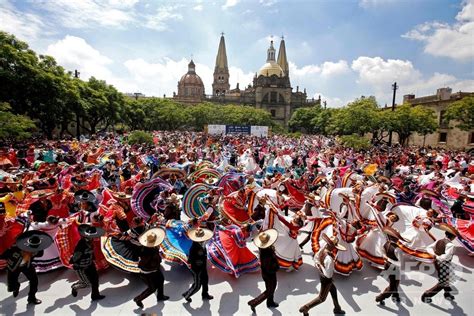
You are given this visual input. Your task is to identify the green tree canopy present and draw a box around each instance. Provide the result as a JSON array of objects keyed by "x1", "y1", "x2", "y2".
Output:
[
  {"x1": 445, "y1": 96, "x2": 474, "y2": 131},
  {"x1": 0, "y1": 103, "x2": 36, "y2": 141}
]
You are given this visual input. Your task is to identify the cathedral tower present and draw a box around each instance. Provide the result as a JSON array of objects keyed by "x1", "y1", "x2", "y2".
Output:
[
  {"x1": 212, "y1": 33, "x2": 230, "y2": 96},
  {"x1": 277, "y1": 37, "x2": 289, "y2": 78}
]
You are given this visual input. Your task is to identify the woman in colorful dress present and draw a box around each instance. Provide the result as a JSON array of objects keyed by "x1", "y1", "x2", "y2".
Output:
[{"x1": 207, "y1": 223, "x2": 259, "y2": 278}]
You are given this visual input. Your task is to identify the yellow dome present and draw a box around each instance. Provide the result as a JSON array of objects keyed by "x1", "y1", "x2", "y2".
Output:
[{"x1": 258, "y1": 61, "x2": 283, "y2": 77}]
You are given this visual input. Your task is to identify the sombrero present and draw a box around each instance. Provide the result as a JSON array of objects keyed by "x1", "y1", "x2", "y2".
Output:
[
  {"x1": 74, "y1": 190, "x2": 96, "y2": 203},
  {"x1": 112, "y1": 191, "x2": 132, "y2": 200},
  {"x1": 204, "y1": 176, "x2": 219, "y2": 185},
  {"x1": 71, "y1": 177, "x2": 88, "y2": 187},
  {"x1": 419, "y1": 188, "x2": 439, "y2": 198},
  {"x1": 437, "y1": 223, "x2": 460, "y2": 237},
  {"x1": 382, "y1": 226, "x2": 408, "y2": 242},
  {"x1": 187, "y1": 227, "x2": 213, "y2": 242},
  {"x1": 377, "y1": 176, "x2": 392, "y2": 185},
  {"x1": 253, "y1": 229, "x2": 278, "y2": 249},
  {"x1": 30, "y1": 191, "x2": 53, "y2": 199},
  {"x1": 138, "y1": 228, "x2": 166, "y2": 247},
  {"x1": 322, "y1": 233, "x2": 346, "y2": 251},
  {"x1": 78, "y1": 224, "x2": 105, "y2": 238},
  {"x1": 16, "y1": 230, "x2": 54, "y2": 252}
]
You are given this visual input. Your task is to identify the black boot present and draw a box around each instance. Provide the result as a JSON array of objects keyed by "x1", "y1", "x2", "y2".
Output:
[
  {"x1": 27, "y1": 297, "x2": 42, "y2": 305},
  {"x1": 202, "y1": 293, "x2": 214, "y2": 300}
]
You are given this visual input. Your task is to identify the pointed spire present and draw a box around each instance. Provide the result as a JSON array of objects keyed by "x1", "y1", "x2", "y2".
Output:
[
  {"x1": 277, "y1": 36, "x2": 289, "y2": 77},
  {"x1": 215, "y1": 33, "x2": 228, "y2": 71}
]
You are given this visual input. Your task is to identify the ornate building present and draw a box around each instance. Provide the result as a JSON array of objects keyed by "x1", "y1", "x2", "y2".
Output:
[
  {"x1": 174, "y1": 60, "x2": 205, "y2": 104},
  {"x1": 209, "y1": 35, "x2": 318, "y2": 126},
  {"x1": 173, "y1": 35, "x2": 318, "y2": 126}
]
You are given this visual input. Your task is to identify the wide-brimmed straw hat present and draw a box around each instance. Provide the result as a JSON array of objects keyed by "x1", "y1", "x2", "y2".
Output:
[
  {"x1": 382, "y1": 226, "x2": 408, "y2": 242},
  {"x1": 112, "y1": 191, "x2": 132, "y2": 200},
  {"x1": 322, "y1": 233, "x2": 346, "y2": 251},
  {"x1": 30, "y1": 191, "x2": 54, "y2": 199},
  {"x1": 253, "y1": 229, "x2": 278, "y2": 249},
  {"x1": 377, "y1": 176, "x2": 392, "y2": 185},
  {"x1": 437, "y1": 223, "x2": 459, "y2": 237},
  {"x1": 78, "y1": 224, "x2": 105, "y2": 238},
  {"x1": 138, "y1": 228, "x2": 166, "y2": 247},
  {"x1": 16, "y1": 230, "x2": 53, "y2": 252},
  {"x1": 187, "y1": 227, "x2": 213, "y2": 242}
]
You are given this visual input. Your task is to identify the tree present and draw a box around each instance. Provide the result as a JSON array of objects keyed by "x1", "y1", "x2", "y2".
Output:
[
  {"x1": 288, "y1": 106, "x2": 322, "y2": 134},
  {"x1": 0, "y1": 103, "x2": 36, "y2": 141},
  {"x1": 386, "y1": 104, "x2": 437, "y2": 146},
  {"x1": 127, "y1": 130, "x2": 154, "y2": 145},
  {"x1": 445, "y1": 96, "x2": 474, "y2": 131},
  {"x1": 331, "y1": 97, "x2": 379, "y2": 136}
]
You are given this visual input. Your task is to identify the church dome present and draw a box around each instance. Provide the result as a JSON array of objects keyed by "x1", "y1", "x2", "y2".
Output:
[
  {"x1": 179, "y1": 72, "x2": 204, "y2": 86},
  {"x1": 258, "y1": 61, "x2": 283, "y2": 77},
  {"x1": 179, "y1": 60, "x2": 204, "y2": 86}
]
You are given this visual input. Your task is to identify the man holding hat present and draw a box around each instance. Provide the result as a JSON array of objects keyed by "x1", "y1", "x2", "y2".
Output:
[
  {"x1": 299, "y1": 233, "x2": 346, "y2": 316},
  {"x1": 70, "y1": 224, "x2": 106, "y2": 301},
  {"x1": 248, "y1": 228, "x2": 280, "y2": 312},
  {"x1": 375, "y1": 226, "x2": 406, "y2": 305},
  {"x1": 421, "y1": 223, "x2": 458, "y2": 303},
  {"x1": 133, "y1": 227, "x2": 169, "y2": 308},
  {"x1": 1, "y1": 230, "x2": 53, "y2": 304},
  {"x1": 182, "y1": 226, "x2": 214, "y2": 302}
]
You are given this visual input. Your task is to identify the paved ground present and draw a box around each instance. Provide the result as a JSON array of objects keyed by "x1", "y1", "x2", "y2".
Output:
[{"x1": 0, "y1": 228, "x2": 473, "y2": 316}]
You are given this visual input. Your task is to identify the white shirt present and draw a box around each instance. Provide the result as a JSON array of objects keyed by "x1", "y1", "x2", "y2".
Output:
[
  {"x1": 314, "y1": 249, "x2": 335, "y2": 278},
  {"x1": 426, "y1": 238, "x2": 454, "y2": 262}
]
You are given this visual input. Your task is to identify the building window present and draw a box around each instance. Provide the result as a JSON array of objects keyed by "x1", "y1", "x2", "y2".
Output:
[
  {"x1": 271, "y1": 110, "x2": 276, "y2": 117},
  {"x1": 439, "y1": 110, "x2": 449, "y2": 129},
  {"x1": 470, "y1": 132, "x2": 474, "y2": 144},
  {"x1": 439, "y1": 132, "x2": 448, "y2": 143},
  {"x1": 270, "y1": 91, "x2": 277, "y2": 103}
]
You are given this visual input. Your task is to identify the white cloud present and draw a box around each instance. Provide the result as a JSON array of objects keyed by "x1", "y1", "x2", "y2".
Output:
[
  {"x1": 351, "y1": 56, "x2": 421, "y2": 86},
  {"x1": 46, "y1": 36, "x2": 113, "y2": 81},
  {"x1": 0, "y1": 1, "x2": 46, "y2": 42},
  {"x1": 351, "y1": 55, "x2": 472, "y2": 104},
  {"x1": 402, "y1": 0, "x2": 474, "y2": 61},
  {"x1": 144, "y1": 5, "x2": 183, "y2": 31},
  {"x1": 289, "y1": 61, "x2": 321, "y2": 77},
  {"x1": 36, "y1": 0, "x2": 136, "y2": 29},
  {"x1": 123, "y1": 58, "x2": 213, "y2": 96},
  {"x1": 229, "y1": 66, "x2": 254, "y2": 89},
  {"x1": 222, "y1": 0, "x2": 239, "y2": 10},
  {"x1": 193, "y1": 4, "x2": 203, "y2": 11},
  {"x1": 321, "y1": 60, "x2": 350, "y2": 77}
]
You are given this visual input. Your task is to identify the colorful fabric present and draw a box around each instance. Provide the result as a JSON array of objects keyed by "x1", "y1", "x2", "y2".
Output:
[{"x1": 207, "y1": 225, "x2": 259, "y2": 278}]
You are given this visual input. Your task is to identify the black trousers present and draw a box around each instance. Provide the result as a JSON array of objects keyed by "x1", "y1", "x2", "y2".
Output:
[
  {"x1": 376, "y1": 264, "x2": 400, "y2": 301},
  {"x1": 72, "y1": 265, "x2": 100, "y2": 297},
  {"x1": 134, "y1": 270, "x2": 165, "y2": 301},
  {"x1": 422, "y1": 262, "x2": 453, "y2": 299},
  {"x1": 7, "y1": 265, "x2": 38, "y2": 299},
  {"x1": 248, "y1": 272, "x2": 277, "y2": 307},
  {"x1": 302, "y1": 275, "x2": 341, "y2": 311},
  {"x1": 183, "y1": 268, "x2": 209, "y2": 299}
]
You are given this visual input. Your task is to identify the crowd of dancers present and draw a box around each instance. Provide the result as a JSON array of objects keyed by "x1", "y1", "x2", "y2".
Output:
[{"x1": 0, "y1": 131, "x2": 472, "y2": 314}]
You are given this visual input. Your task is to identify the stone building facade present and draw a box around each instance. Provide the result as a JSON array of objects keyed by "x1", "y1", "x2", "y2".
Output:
[{"x1": 394, "y1": 88, "x2": 474, "y2": 149}]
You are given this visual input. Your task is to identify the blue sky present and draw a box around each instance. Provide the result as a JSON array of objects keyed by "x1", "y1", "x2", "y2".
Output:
[{"x1": 1, "y1": 0, "x2": 473, "y2": 106}]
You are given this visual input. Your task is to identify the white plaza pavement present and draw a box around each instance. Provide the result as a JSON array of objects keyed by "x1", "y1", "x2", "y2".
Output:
[{"x1": 0, "y1": 228, "x2": 473, "y2": 316}]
